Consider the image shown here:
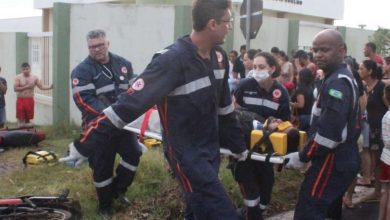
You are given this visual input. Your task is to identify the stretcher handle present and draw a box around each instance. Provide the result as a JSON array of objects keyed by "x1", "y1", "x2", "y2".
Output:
[
  {"x1": 219, "y1": 148, "x2": 285, "y2": 164},
  {"x1": 124, "y1": 126, "x2": 287, "y2": 164}
]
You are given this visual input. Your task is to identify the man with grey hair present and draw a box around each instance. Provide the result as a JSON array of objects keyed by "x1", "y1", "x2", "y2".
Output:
[{"x1": 61, "y1": 29, "x2": 142, "y2": 215}]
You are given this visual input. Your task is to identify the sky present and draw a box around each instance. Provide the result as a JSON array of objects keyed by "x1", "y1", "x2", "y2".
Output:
[
  {"x1": 334, "y1": 0, "x2": 390, "y2": 30},
  {"x1": 0, "y1": 0, "x2": 389, "y2": 30}
]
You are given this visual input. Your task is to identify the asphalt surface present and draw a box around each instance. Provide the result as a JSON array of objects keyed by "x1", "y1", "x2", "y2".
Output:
[
  {"x1": 342, "y1": 202, "x2": 378, "y2": 219},
  {"x1": 267, "y1": 186, "x2": 379, "y2": 220}
]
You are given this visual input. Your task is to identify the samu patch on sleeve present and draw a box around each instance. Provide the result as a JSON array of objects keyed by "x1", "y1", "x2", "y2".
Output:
[{"x1": 329, "y1": 88, "x2": 343, "y2": 99}]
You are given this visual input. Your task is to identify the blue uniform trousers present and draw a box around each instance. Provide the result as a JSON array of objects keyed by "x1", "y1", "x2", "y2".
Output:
[{"x1": 294, "y1": 154, "x2": 358, "y2": 220}]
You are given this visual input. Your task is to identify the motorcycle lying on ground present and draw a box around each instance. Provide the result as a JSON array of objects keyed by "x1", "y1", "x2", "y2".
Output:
[{"x1": 0, "y1": 189, "x2": 81, "y2": 220}]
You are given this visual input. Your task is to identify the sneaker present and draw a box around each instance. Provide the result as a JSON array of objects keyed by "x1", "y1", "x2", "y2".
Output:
[
  {"x1": 114, "y1": 193, "x2": 131, "y2": 207},
  {"x1": 98, "y1": 206, "x2": 114, "y2": 219},
  {"x1": 0, "y1": 148, "x2": 4, "y2": 153},
  {"x1": 236, "y1": 208, "x2": 244, "y2": 220}
]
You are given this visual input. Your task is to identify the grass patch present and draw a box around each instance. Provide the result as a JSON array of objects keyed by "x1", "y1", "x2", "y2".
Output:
[{"x1": 0, "y1": 125, "x2": 303, "y2": 219}]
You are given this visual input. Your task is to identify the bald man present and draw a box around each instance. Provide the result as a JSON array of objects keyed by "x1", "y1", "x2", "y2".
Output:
[{"x1": 285, "y1": 29, "x2": 360, "y2": 219}]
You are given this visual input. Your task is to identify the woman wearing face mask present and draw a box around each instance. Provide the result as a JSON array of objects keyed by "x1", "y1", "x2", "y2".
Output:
[{"x1": 232, "y1": 52, "x2": 290, "y2": 220}]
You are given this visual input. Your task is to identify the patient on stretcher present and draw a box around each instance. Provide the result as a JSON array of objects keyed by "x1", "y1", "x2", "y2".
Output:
[{"x1": 250, "y1": 117, "x2": 306, "y2": 155}]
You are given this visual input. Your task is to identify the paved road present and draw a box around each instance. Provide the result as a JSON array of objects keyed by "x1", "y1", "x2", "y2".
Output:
[
  {"x1": 267, "y1": 186, "x2": 379, "y2": 220},
  {"x1": 343, "y1": 202, "x2": 378, "y2": 219}
]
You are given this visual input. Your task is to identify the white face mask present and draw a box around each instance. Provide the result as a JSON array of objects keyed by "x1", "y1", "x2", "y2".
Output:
[{"x1": 253, "y1": 70, "x2": 269, "y2": 82}]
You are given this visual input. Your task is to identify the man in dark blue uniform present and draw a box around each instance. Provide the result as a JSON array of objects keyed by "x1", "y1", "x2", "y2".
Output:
[
  {"x1": 63, "y1": 1, "x2": 248, "y2": 219},
  {"x1": 285, "y1": 29, "x2": 360, "y2": 220},
  {"x1": 233, "y1": 52, "x2": 290, "y2": 220},
  {"x1": 60, "y1": 30, "x2": 142, "y2": 215}
]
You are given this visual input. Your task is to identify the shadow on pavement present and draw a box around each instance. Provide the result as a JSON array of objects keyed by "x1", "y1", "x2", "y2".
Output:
[{"x1": 342, "y1": 202, "x2": 378, "y2": 220}]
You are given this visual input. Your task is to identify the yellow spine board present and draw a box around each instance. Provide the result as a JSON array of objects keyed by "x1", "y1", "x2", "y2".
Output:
[
  {"x1": 250, "y1": 130, "x2": 308, "y2": 155},
  {"x1": 250, "y1": 130, "x2": 287, "y2": 155},
  {"x1": 298, "y1": 131, "x2": 307, "y2": 150},
  {"x1": 25, "y1": 151, "x2": 57, "y2": 165}
]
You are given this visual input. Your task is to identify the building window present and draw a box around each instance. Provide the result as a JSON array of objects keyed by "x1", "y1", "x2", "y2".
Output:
[{"x1": 31, "y1": 43, "x2": 40, "y2": 65}]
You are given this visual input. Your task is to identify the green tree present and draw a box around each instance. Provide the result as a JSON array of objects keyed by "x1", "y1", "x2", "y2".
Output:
[{"x1": 369, "y1": 27, "x2": 390, "y2": 56}]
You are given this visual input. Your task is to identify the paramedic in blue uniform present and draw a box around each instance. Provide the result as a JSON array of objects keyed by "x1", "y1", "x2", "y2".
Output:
[
  {"x1": 63, "y1": 1, "x2": 248, "y2": 219},
  {"x1": 63, "y1": 30, "x2": 142, "y2": 214},
  {"x1": 285, "y1": 29, "x2": 360, "y2": 220},
  {"x1": 233, "y1": 52, "x2": 290, "y2": 219}
]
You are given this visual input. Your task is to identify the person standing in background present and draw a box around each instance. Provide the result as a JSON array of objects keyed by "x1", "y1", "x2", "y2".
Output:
[
  {"x1": 382, "y1": 56, "x2": 390, "y2": 85},
  {"x1": 233, "y1": 44, "x2": 247, "y2": 79},
  {"x1": 243, "y1": 49, "x2": 258, "y2": 78},
  {"x1": 364, "y1": 42, "x2": 384, "y2": 66},
  {"x1": 228, "y1": 50, "x2": 239, "y2": 93},
  {"x1": 0, "y1": 66, "x2": 6, "y2": 153},
  {"x1": 0, "y1": 66, "x2": 7, "y2": 128},
  {"x1": 378, "y1": 85, "x2": 390, "y2": 220},
  {"x1": 14, "y1": 62, "x2": 52, "y2": 127},
  {"x1": 359, "y1": 60, "x2": 388, "y2": 202}
]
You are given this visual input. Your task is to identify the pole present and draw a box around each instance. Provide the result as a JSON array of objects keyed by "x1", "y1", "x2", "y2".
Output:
[{"x1": 245, "y1": 0, "x2": 251, "y2": 50}]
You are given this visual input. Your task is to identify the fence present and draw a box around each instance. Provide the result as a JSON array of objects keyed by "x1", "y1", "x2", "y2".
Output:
[{"x1": 28, "y1": 32, "x2": 53, "y2": 97}]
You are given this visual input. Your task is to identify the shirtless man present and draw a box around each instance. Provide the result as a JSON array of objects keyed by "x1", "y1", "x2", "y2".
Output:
[{"x1": 14, "y1": 62, "x2": 52, "y2": 127}]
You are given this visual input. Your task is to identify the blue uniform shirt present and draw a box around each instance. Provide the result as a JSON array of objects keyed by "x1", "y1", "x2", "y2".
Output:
[
  {"x1": 71, "y1": 52, "x2": 134, "y2": 128},
  {"x1": 99, "y1": 35, "x2": 246, "y2": 158},
  {"x1": 234, "y1": 78, "x2": 291, "y2": 121},
  {"x1": 300, "y1": 64, "x2": 360, "y2": 171}
]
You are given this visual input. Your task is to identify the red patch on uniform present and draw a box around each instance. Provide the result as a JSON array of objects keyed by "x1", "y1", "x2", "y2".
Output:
[
  {"x1": 121, "y1": 66, "x2": 128, "y2": 74},
  {"x1": 273, "y1": 89, "x2": 282, "y2": 99},
  {"x1": 132, "y1": 78, "x2": 145, "y2": 91},
  {"x1": 72, "y1": 78, "x2": 79, "y2": 86}
]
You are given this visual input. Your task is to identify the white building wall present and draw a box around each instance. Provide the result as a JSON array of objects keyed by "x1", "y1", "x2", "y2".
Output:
[
  {"x1": 34, "y1": 95, "x2": 53, "y2": 125},
  {"x1": 68, "y1": 3, "x2": 175, "y2": 124},
  {"x1": 0, "y1": 33, "x2": 17, "y2": 123},
  {"x1": 232, "y1": 7, "x2": 289, "y2": 53},
  {"x1": 298, "y1": 22, "x2": 333, "y2": 51},
  {"x1": 345, "y1": 28, "x2": 374, "y2": 63},
  {"x1": 0, "y1": 17, "x2": 42, "y2": 33},
  {"x1": 264, "y1": 0, "x2": 344, "y2": 20}
]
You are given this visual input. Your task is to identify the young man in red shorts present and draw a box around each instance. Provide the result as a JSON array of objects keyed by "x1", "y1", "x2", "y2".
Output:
[{"x1": 13, "y1": 62, "x2": 52, "y2": 127}]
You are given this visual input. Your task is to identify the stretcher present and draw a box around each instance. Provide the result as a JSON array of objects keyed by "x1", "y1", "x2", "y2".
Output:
[{"x1": 123, "y1": 109, "x2": 304, "y2": 164}]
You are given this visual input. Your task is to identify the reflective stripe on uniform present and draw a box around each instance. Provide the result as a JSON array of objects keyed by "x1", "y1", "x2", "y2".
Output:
[
  {"x1": 213, "y1": 69, "x2": 225, "y2": 80},
  {"x1": 338, "y1": 74, "x2": 357, "y2": 107},
  {"x1": 103, "y1": 106, "x2": 127, "y2": 128},
  {"x1": 96, "y1": 84, "x2": 115, "y2": 95},
  {"x1": 119, "y1": 83, "x2": 129, "y2": 90},
  {"x1": 259, "y1": 203, "x2": 267, "y2": 210},
  {"x1": 243, "y1": 196, "x2": 260, "y2": 207},
  {"x1": 119, "y1": 159, "x2": 137, "y2": 172},
  {"x1": 341, "y1": 124, "x2": 347, "y2": 143},
  {"x1": 312, "y1": 105, "x2": 321, "y2": 116},
  {"x1": 314, "y1": 133, "x2": 338, "y2": 149},
  {"x1": 94, "y1": 177, "x2": 113, "y2": 188},
  {"x1": 218, "y1": 103, "x2": 234, "y2": 115},
  {"x1": 263, "y1": 99, "x2": 279, "y2": 110},
  {"x1": 168, "y1": 76, "x2": 211, "y2": 96},
  {"x1": 243, "y1": 97, "x2": 279, "y2": 110},
  {"x1": 72, "y1": 83, "x2": 95, "y2": 94}
]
